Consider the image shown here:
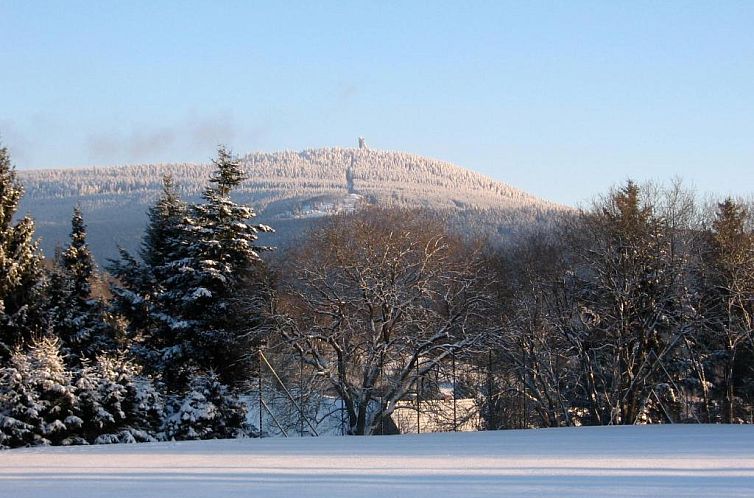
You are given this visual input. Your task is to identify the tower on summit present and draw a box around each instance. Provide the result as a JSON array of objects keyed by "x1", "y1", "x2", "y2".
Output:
[{"x1": 358, "y1": 137, "x2": 367, "y2": 150}]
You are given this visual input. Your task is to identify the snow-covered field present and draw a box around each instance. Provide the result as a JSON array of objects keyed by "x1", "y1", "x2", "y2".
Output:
[{"x1": 1, "y1": 425, "x2": 753, "y2": 497}]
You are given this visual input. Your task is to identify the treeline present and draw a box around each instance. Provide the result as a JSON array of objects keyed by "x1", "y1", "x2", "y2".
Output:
[
  {"x1": 1, "y1": 142, "x2": 752, "y2": 447},
  {"x1": 19, "y1": 147, "x2": 551, "y2": 211},
  {"x1": 486, "y1": 181, "x2": 754, "y2": 427},
  {"x1": 1, "y1": 145, "x2": 265, "y2": 447}
]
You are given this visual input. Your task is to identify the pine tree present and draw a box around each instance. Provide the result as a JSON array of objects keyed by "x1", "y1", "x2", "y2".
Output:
[
  {"x1": 0, "y1": 144, "x2": 46, "y2": 360},
  {"x1": 162, "y1": 371, "x2": 249, "y2": 440},
  {"x1": 699, "y1": 198, "x2": 754, "y2": 422},
  {"x1": 0, "y1": 337, "x2": 82, "y2": 447},
  {"x1": 74, "y1": 353, "x2": 163, "y2": 444},
  {"x1": 141, "y1": 175, "x2": 187, "y2": 270},
  {"x1": 49, "y1": 208, "x2": 110, "y2": 362},
  {"x1": 153, "y1": 147, "x2": 273, "y2": 387},
  {"x1": 108, "y1": 175, "x2": 188, "y2": 380}
]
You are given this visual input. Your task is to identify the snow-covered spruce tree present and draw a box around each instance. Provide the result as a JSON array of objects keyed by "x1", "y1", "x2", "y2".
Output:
[
  {"x1": 74, "y1": 353, "x2": 163, "y2": 444},
  {"x1": 48, "y1": 208, "x2": 111, "y2": 363},
  {"x1": 108, "y1": 175, "x2": 188, "y2": 380},
  {"x1": 155, "y1": 147, "x2": 273, "y2": 388},
  {"x1": 0, "y1": 144, "x2": 46, "y2": 360},
  {"x1": 0, "y1": 337, "x2": 82, "y2": 447},
  {"x1": 162, "y1": 371, "x2": 249, "y2": 440}
]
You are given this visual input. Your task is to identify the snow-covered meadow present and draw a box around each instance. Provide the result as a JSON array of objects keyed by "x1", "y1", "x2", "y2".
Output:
[{"x1": 2, "y1": 425, "x2": 753, "y2": 497}]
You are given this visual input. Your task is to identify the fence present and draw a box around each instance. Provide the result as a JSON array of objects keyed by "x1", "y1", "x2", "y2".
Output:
[
  {"x1": 250, "y1": 345, "x2": 487, "y2": 437},
  {"x1": 248, "y1": 341, "x2": 752, "y2": 438}
]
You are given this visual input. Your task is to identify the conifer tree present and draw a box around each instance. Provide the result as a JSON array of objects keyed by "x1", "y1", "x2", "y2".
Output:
[
  {"x1": 162, "y1": 371, "x2": 249, "y2": 440},
  {"x1": 0, "y1": 144, "x2": 46, "y2": 360},
  {"x1": 141, "y1": 175, "x2": 187, "y2": 270},
  {"x1": 49, "y1": 208, "x2": 110, "y2": 362},
  {"x1": 108, "y1": 175, "x2": 188, "y2": 376},
  {"x1": 0, "y1": 337, "x2": 81, "y2": 447},
  {"x1": 157, "y1": 146, "x2": 273, "y2": 387},
  {"x1": 699, "y1": 198, "x2": 754, "y2": 422}
]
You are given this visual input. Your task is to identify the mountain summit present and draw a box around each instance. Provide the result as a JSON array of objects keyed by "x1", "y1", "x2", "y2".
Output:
[{"x1": 18, "y1": 147, "x2": 564, "y2": 262}]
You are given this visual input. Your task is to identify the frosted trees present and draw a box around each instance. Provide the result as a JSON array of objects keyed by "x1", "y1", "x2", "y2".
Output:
[
  {"x1": 109, "y1": 149, "x2": 273, "y2": 389},
  {"x1": 559, "y1": 182, "x2": 692, "y2": 424},
  {"x1": 162, "y1": 372, "x2": 249, "y2": 440},
  {"x1": 0, "y1": 337, "x2": 164, "y2": 448},
  {"x1": 75, "y1": 353, "x2": 163, "y2": 444},
  {"x1": 484, "y1": 182, "x2": 701, "y2": 427},
  {"x1": 279, "y1": 208, "x2": 493, "y2": 435},
  {"x1": 154, "y1": 146, "x2": 273, "y2": 387},
  {"x1": 0, "y1": 337, "x2": 81, "y2": 447},
  {"x1": 48, "y1": 208, "x2": 110, "y2": 362},
  {"x1": 0, "y1": 144, "x2": 46, "y2": 359}
]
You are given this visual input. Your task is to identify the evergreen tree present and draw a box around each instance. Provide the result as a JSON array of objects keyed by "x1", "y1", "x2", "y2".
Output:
[
  {"x1": 0, "y1": 337, "x2": 82, "y2": 447},
  {"x1": 49, "y1": 208, "x2": 110, "y2": 362},
  {"x1": 141, "y1": 175, "x2": 187, "y2": 270},
  {"x1": 152, "y1": 147, "x2": 273, "y2": 388},
  {"x1": 699, "y1": 199, "x2": 754, "y2": 422},
  {"x1": 74, "y1": 353, "x2": 163, "y2": 444},
  {"x1": 162, "y1": 371, "x2": 249, "y2": 440},
  {"x1": 0, "y1": 144, "x2": 46, "y2": 360},
  {"x1": 108, "y1": 175, "x2": 188, "y2": 380}
]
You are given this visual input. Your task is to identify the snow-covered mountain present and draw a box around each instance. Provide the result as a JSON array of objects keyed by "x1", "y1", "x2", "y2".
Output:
[{"x1": 18, "y1": 146, "x2": 566, "y2": 262}]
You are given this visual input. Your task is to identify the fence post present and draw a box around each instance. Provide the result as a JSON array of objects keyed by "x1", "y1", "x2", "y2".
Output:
[
  {"x1": 452, "y1": 350, "x2": 457, "y2": 432},
  {"x1": 416, "y1": 358, "x2": 421, "y2": 434},
  {"x1": 299, "y1": 354, "x2": 304, "y2": 436},
  {"x1": 380, "y1": 396, "x2": 385, "y2": 435},
  {"x1": 258, "y1": 349, "x2": 263, "y2": 438},
  {"x1": 487, "y1": 349, "x2": 493, "y2": 430}
]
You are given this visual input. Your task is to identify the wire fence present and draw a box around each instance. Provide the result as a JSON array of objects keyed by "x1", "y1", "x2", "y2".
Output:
[
  {"x1": 251, "y1": 344, "x2": 496, "y2": 438},
  {"x1": 249, "y1": 341, "x2": 754, "y2": 438}
]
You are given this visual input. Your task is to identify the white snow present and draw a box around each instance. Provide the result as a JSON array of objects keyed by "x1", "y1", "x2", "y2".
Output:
[{"x1": 1, "y1": 425, "x2": 753, "y2": 497}]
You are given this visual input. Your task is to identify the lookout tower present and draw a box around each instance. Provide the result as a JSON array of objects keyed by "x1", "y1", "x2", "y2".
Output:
[{"x1": 358, "y1": 137, "x2": 367, "y2": 150}]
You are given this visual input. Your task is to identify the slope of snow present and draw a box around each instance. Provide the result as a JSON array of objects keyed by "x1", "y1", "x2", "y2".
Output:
[{"x1": 1, "y1": 425, "x2": 753, "y2": 497}]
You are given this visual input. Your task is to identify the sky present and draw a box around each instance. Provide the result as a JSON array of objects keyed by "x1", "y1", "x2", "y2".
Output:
[{"x1": 1, "y1": 1, "x2": 753, "y2": 206}]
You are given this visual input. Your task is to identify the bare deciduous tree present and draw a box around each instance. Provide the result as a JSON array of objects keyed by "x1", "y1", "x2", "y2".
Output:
[{"x1": 277, "y1": 208, "x2": 493, "y2": 435}]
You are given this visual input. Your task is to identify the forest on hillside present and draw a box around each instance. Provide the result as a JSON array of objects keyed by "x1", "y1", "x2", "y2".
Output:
[
  {"x1": 17, "y1": 147, "x2": 564, "y2": 261},
  {"x1": 1, "y1": 144, "x2": 753, "y2": 448}
]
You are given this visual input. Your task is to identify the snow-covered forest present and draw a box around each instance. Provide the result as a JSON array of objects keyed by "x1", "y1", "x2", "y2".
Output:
[
  {"x1": 17, "y1": 146, "x2": 565, "y2": 262},
  {"x1": 1, "y1": 142, "x2": 754, "y2": 449}
]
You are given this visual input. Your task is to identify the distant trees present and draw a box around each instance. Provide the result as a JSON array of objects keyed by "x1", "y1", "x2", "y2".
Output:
[{"x1": 19, "y1": 147, "x2": 565, "y2": 263}]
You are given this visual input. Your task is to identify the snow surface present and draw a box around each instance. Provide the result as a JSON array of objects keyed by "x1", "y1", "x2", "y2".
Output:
[{"x1": 1, "y1": 425, "x2": 753, "y2": 497}]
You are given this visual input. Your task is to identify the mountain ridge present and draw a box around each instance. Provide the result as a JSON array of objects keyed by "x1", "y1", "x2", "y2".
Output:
[{"x1": 18, "y1": 147, "x2": 566, "y2": 262}]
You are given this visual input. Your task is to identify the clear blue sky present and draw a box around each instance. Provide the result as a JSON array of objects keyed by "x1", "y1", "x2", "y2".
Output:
[{"x1": 2, "y1": 1, "x2": 753, "y2": 206}]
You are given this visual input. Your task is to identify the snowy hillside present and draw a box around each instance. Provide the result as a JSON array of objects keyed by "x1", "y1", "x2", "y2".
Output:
[
  {"x1": 17, "y1": 147, "x2": 566, "y2": 261},
  {"x1": 1, "y1": 425, "x2": 752, "y2": 497}
]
